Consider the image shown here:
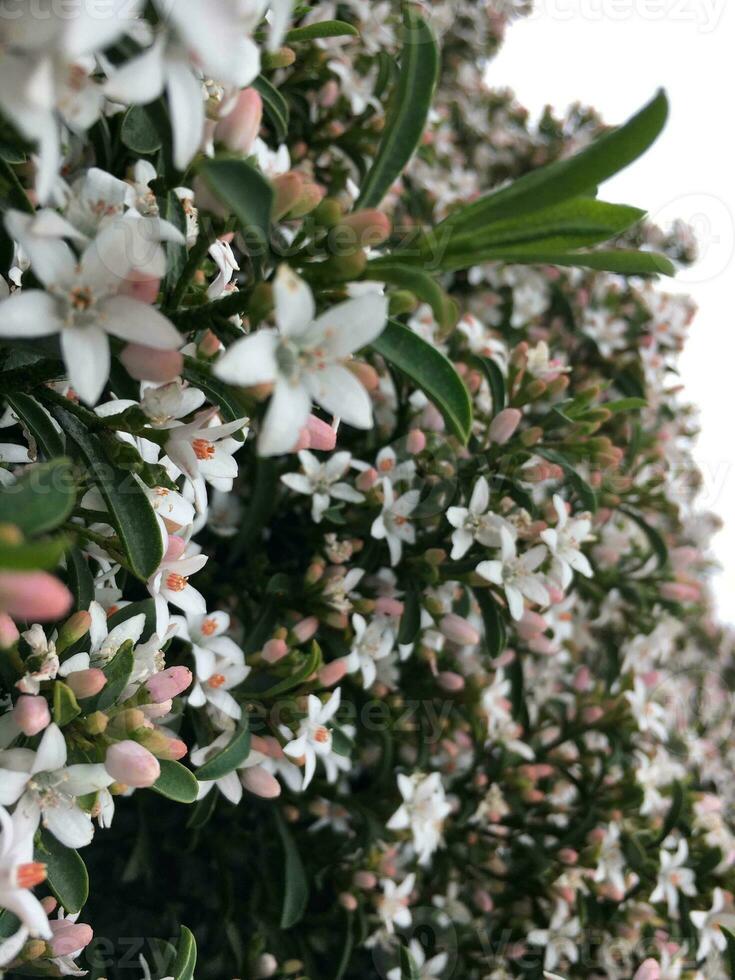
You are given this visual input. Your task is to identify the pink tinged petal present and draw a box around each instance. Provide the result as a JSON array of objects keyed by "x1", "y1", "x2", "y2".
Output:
[
  {"x1": 309, "y1": 292, "x2": 388, "y2": 358},
  {"x1": 61, "y1": 325, "x2": 110, "y2": 405},
  {"x1": 274, "y1": 265, "x2": 315, "y2": 336},
  {"x1": 0, "y1": 290, "x2": 62, "y2": 338},
  {"x1": 305, "y1": 364, "x2": 373, "y2": 429},
  {"x1": 166, "y1": 54, "x2": 206, "y2": 171},
  {"x1": 258, "y1": 381, "x2": 312, "y2": 457},
  {"x1": 101, "y1": 296, "x2": 181, "y2": 349},
  {"x1": 214, "y1": 329, "x2": 279, "y2": 386}
]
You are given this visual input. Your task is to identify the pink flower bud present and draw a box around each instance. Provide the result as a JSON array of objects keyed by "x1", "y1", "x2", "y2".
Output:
[
  {"x1": 105, "y1": 740, "x2": 161, "y2": 788},
  {"x1": 473, "y1": 889, "x2": 494, "y2": 913},
  {"x1": 0, "y1": 613, "x2": 20, "y2": 648},
  {"x1": 583, "y1": 706, "x2": 604, "y2": 724},
  {"x1": 254, "y1": 954, "x2": 278, "y2": 979},
  {"x1": 215, "y1": 87, "x2": 262, "y2": 154},
  {"x1": 293, "y1": 414, "x2": 337, "y2": 453},
  {"x1": 659, "y1": 581, "x2": 700, "y2": 603},
  {"x1": 48, "y1": 919, "x2": 93, "y2": 957},
  {"x1": 272, "y1": 171, "x2": 305, "y2": 220},
  {"x1": 488, "y1": 408, "x2": 522, "y2": 446},
  {"x1": 65, "y1": 669, "x2": 106, "y2": 699},
  {"x1": 356, "y1": 467, "x2": 378, "y2": 492},
  {"x1": 338, "y1": 210, "x2": 392, "y2": 247},
  {"x1": 573, "y1": 666, "x2": 592, "y2": 692},
  {"x1": 633, "y1": 960, "x2": 661, "y2": 980},
  {"x1": 406, "y1": 429, "x2": 426, "y2": 454},
  {"x1": 439, "y1": 614, "x2": 480, "y2": 646},
  {"x1": 120, "y1": 344, "x2": 183, "y2": 383},
  {"x1": 559, "y1": 848, "x2": 578, "y2": 864},
  {"x1": 262, "y1": 638, "x2": 289, "y2": 664},
  {"x1": 141, "y1": 699, "x2": 173, "y2": 719},
  {"x1": 292, "y1": 617, "x2": 318, "y2": 644},
  {"x1": 0, "y1": 571, "x2": 72, "y2": 622},
  {"x1": 338, "y1": 892, "x2": 358, "y2": 911},
  {"x1": 145, "y1": 666, "x2": 192, "y2": 703},
  {"x1": 318, "y1": 659, "x2": 347, "y2": 687},
  {"x1": 437, "y1": 671, "x2": 465, "y2": 693},
  {"x1": 353, "y1": 870, "x2": 376, "y2": 889},
  {"x1": 13, "y1": 695, "x2": 50, "y2": 736},
  {"x1": 375, "y1": 597, "x2": 404, "y2": 618},
  {"x1": 516, "y1": 611, "x2": 547, "y2": 640},
  {"x1": 119, "y1": 272, "x2": 161, "y2": 305},
  {"x1": 241, "y1": 765, "x2": 281, "y2": 798}
]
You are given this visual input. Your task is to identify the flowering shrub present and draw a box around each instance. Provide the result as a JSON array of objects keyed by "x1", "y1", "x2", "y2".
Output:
[{"x1": 0, "y1": 2, "x2": 729, "y2": 979}]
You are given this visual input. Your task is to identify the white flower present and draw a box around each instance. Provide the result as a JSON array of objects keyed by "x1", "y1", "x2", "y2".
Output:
[
  {"x1": 0, "y1": 725, "x2": 112, "y2": 848},
  {"x1": 105, "y1": 1, "x2": 262, "y2": 169},
  {"x1": 190, "y1": 733, "x2": 243, "y2": 806},
  {"x1": 87, "y1": 601, "x2": 146, "y2": 667},
  {"x1": 582, "y1": 309, "x2": 628, "y2": 358},
  {"x1": 540, "y1": 495, "x2": 593, "y2": 590},
  {"x1": 690, "y1": 887, "x2": 735, "y2": 961},
  {"x1": 345, "y1": 613, "x2": 394, "y2": 689},
  {"x1": 476, "y1": 528, "x2": 549, "y2": 620},
  {"x1": 376, "y1": 874, "x2": 415, "y2": 935},
  {"x1": 282, "y1": 450, "x2": 365, "y2": 523},
  {"x1": 15, "y1": 625, "x2": 59, "y2": 695},
  {"x1": 214, "y1": 266, "x2": 388, "y2": 455},
  {"x1": 625, "y1": 678, "x2": 669, "y2": 743},
  {"x1": 207, "y1": 239, "x2": 240, "y2": 300},
  {"x1": 371, "y1": 478, "x2": 421, "y2": 566},
  {"x1": 446, "y1": 476, "x2": 516, "y2": 560},
  {"x1": 527, "y1": 905, "x2": 581, "y2": 972},
  {"x1": 163, "y1": 409, "x2": 249, "y2": 511},
  {"x1": 0, "y1": 218, "x2": 182, "y2": 404},
  {"x1": 0, "y1": 805, "x2": 51, "y2": 938},
  {"x1": 175, "y1": 611, "x2": 249, "y2": 722},
  {"x1": 387, "y1": 939, "x2": 448, "y2": 980},
  {"x1": 650, "y1": 839, "x2": 697, "y2": 916},
  {"x1": 592, "y1": 823, "x2": 627, "y2": 896},
  {"x1": 283, "y1": 689, "x2": 346, "y2": 789},
  {"x1": 387, "y1": 772, "x2": 452, "y2": 867},
  {"x1": 141, "y1": 380, "x2": 206, "y2": 427},
  {"x1": 147, "y1": 543, "x2": 208, "y2": 631}
]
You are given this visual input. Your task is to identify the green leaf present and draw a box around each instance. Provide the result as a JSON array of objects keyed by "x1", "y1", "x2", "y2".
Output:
[
  {"x1": 251, "y1": 75, "x2": 289, "y2": 144},
  {"x1": 52, "y1": 681, "x2": 80, "y2": 726},
  {"x1": 655, "y1": 781, "x2": 684, "y2": 846},
  {"x1": 50, "y1": 405, "x2": 163, "y2": 580},
  {"x1": 604, "y1": 397, "x2": 647, "y2": 413},
  {"x1": 356, "y1": 4, "x2": 439, "y2": 208},
  {"x1": 400, "y1": 943, "x2": 421, "y2": 980},
  {"x1": 363, "y1": 259, "x2": 457, "y2": 332},
  {"x1": 535, "y1": 447, "x2": 598, "y2": 512},
  {"x1": 475, "y1": 590, "x2": 507, "y2": 661},
  {"x1": 197, "y1": 158, "x2": 274, "y2": 263},
  {"x1": 246, "y1": 641, "x2": 322, "y2": 700},
  {"x1": 172, "y1": 926, "x2": 197, "y2": 980},
  {"x1": 120, "y1": 104, "x2": 162, "y2": 154},
  {"x1": 106, "y1": 599, "x2": 157, "y2": 641},
  {"x1": 397, "y1": 585, "x2": 421, "y2": 645},
  {"x1": 0, "y1": 457, "x2": 76, "y2": 535},
  {"x1": 275, "y1": 811, "x2": 309, "y2": 929},
  {"x1": 470, "y1": 355, "x2": 506, "y2": 413},
  {"x1": 91, "y1": 639, "x2": 135, "y2": 711},
  {"x1": 67, "y1": 547, "x2": 95, "y2": 612},
  {"x1": 195, "y1": 719, "x2": 251, "y2": 781},
  {"x1": 441, "y1": 90, "x2": 668, "y2": 229},
  {"x1": 371, "y1": 319, "x2": 472, "y2": 443},
  {"x1": 723, "y1": 927, "x2": 735, "y2": 978},
  {"x1": 285, "y1": 20, "x2": 359, "y2": 42},
  {"x1": 0, "y1": 535, "x2": 69, "y2": 571},
  {"x1": 620, "y1": 507, "x2": 669, "y2": 569},
  {"x1": 469, "y1": 248, "x2": 674, "y2": 277},
  {"x1": 38, "y1": 830, "x2": 89, "y2": 914},
  {"x1": 5, "y1": 393, "x2": 65, "y2": 458},
  {"x1": 152, "y1": 760, "x2": 199, "y2": 804}
]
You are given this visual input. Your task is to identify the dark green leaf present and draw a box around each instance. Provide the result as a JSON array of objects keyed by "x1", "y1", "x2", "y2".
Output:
[
  {"x1": 441, "y1": 90, "x2": 668, "y2": 229},
  {"x1": 5, "y1": 393, "x2": 65, "y2": 458},
  {"x1": 400, "y1": 943, "x2": 421, "y2": 980},
  {"x1": 91, "y1": 639, "x2": 134, "y2": 711},
  {"x1": 604, "y1": 397, "x2": 647, "y2": 413},
  {"x1": 475, "y1": 590, "x2": 507, "y2": 661},
  {"x1": 371, "y1": 319, "x2": 472, "y2": 443},
  {"x1": 723, "y1": 927, "x2": 735, "y2": 978},
  {"x1": 286, "y1": 20, "x2": 359, "y2": 42},
  {"x1": 0, "y1": 535, "x2": 69, "y2": 571},
  {"x1": 38, "y1": 830, "x2": 89, "y2": 914},
  {"x1": 356, "y1": 4, "x2": 439, "y2": 208},
  {"x1": 363, "y1": 259, "x2": 457, "y2": 332},
  {"x1": 120, "y1": 104, "x2": 162, "y2": 154},
  {"x1": 470, "y1": 355, "x2": 506, "y2": 413},
  {"x1": 535, "y1": 447, "x2": 598, "y2": 512},
  {"x1": 251, "y1": 75, "x2": 289, "y2": 144},
  {"x1": 67, "y1": 547, "x2": 95, "y2": 612},
  {"x1": 397, "y1": 585, "x2": 421, "y2": 645},
  {"x1": 620, "y1": 507, "x2": 669, "y2": 569},
  {"x1": 50, "y1": 405, "x2": 163, "y2": 580},
  {"x1": 0, "y1": 458, "x2": 76, "y2": 535},
  {"x1": 152, "y1": 760, "x2": 199, "y2": 804},
  {"x1": 197, "y1": 158, "x2": 274, "y2": 264},
  {"x1": 195, "y1": 719, "x2": 251, "y2": 781},
  {"x1": 275, "y1": 811, "x2": 309, "y2": 929}
]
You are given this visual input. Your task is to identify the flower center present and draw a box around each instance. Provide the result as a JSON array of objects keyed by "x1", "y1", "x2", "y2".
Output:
[
  {"x1": 207, "y1": 673, "x2": 226, "y2": 689},
  {"x1": 69, "y1": 286, "x2": 94, "y2": 311},
  {"x1": 201, "y1": 618, "x2": 218, "y2": 636},
  {"x1": 313, "y1": 726, "x2": 330, "y2": 744},
  {"x1": 192, "y1": 438, "x2": 215, "y2": 460},
  {"x1": 165, "y1": 572, "x2": 188, "y2": 592},
  {"x1": 15, "y1": 861, "x2": 47, "y2": 889}
]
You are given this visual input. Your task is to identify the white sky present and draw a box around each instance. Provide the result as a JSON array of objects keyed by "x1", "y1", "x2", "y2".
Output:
[{"x1": 490, "y1": 1, "x2": 735, "y2": 618}]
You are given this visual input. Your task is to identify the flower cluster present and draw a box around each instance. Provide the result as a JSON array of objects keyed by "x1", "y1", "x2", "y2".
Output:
[{"x1": 0, "y1": 2, "x2": 726, "y2": 979}]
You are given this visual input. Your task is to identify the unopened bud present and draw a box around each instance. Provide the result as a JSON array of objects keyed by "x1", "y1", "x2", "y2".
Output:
[
  {"x1": 241, "y1": 765, "x2": 281, "y2": 798},
  {"x1": 633, "y1": 961, "x2": 661, "y2": 980},
  {"x1": 338, "y1": 892, "x2": 358, "y2": 911},
  {"x1": 291, "y1": 617, "x2": 318, "y2": 644},
  {"x1": 318, "y1": 659, "x2": 347, "y2": 687},
  {"x1": 65, "y1": 668, "x2": 106, "y2": 699},
  {"x1": 313, "y1": 197, "x2": 343, "y2": 227},
  {"x1": 439, "y1": 614, "x2": 480, "y2": 646},
  {"x1": 437, "y1": 671, "x2": 465, "y2": 693},
  {"x1": 144, "y1": 666, "x2": 192, "y2": 703},
  {"x1": 215, "y1": 87, "x2": 262, "y2": 154},
  {"x1": 520, "y1": 426, "x2": 543, "y2": 447},
  {"x1": 0, "y1": 612, "x2": 19, "y2": 649},
  {"x1": 355, "y1": 467, "x2": 378, "y2": 492},
  {"x1": 120, "y1": 344, "x2": 183, "y2": 383},
  {"x1": 337, "y1": 210, "x2": 391, "y2": 247},
  {"x1": 136, "y1": 728, "x2": 188, "y2": 760},
  {"x1": 406, "y1": 429, "x2": 426, "y2": 454},
  {"x1": 488, "y1": 408, "x2": 522, "y2": 446},
  {"x1": 13, "y1": 695, "x2": 50, "y2": 736},
  {"x1": 253, "y1": 953, "x2": 278, "y2": 979},
  {"x1": 287, "y1": 180, "x2": 325, "y2": 219},
  {"x1": 56, "y1": 611, "x2": 92, "y2": 652},
  {"x1": 105, "y1": 740, "x2": 161, "y2": 788},
  {"x1": 272, "y1": 172, "x2": 305, "y2": 220}
]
